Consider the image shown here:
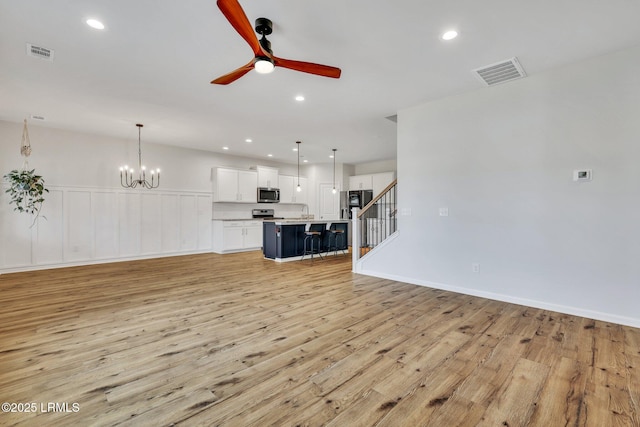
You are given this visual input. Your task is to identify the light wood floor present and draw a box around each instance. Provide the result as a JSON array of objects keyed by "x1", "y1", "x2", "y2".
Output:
[{"x1": 0, "y1": 252, "x2": 639, "y2": 426}]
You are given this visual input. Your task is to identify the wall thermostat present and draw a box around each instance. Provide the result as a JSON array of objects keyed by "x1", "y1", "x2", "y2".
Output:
[{"x1": 573, "y1": 169, "x2": 592, "y2": 182}]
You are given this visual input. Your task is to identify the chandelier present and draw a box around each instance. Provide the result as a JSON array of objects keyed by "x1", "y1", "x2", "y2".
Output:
[{"x1": 120, "y1": 124, "x2": 160, "y2": 189}]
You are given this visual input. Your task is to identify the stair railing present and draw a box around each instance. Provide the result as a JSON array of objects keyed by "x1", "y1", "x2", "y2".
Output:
[{"x1": 351, "y1": 179, "x2": 397, "y2": 264}]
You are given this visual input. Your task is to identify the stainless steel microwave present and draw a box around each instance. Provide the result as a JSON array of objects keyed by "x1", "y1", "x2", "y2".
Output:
[{"x1": 257, "y1": 187, "x2": 280, "y2": 203}]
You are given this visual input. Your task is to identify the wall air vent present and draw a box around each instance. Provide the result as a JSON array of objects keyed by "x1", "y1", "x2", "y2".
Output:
[
  {"x1": 26, "y1": 43, "x2": 54, "y2": 61},
  {"x1": 473, "y1": 57, "x2": 525, "y2": 86}
]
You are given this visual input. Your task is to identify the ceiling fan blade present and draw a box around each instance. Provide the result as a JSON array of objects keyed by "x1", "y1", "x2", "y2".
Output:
[
  {"x1": 273, "y1": 57, "x2": 342, "y2": 79},
  {"x1": 216, "y1": 0, "x2": 263, "y2": 56},
  {"x1": 211, "y1": 60, "x2": 255, "y2": 85}
]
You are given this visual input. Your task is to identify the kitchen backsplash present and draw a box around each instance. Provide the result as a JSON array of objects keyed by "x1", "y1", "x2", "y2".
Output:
[{"x1": 212, "y1": 203, "x2": 308, "y2": 220}]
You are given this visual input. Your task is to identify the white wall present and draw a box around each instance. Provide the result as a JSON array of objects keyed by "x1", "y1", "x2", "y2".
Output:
[
  {"x1": 359, "y1": 45, "x2": 640, "y2": 327},
  {"x1": 0, "y1": 121, "x2": 302, "y2": 272}
]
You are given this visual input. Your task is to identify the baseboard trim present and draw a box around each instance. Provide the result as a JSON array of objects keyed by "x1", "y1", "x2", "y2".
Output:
[
  {"x1": 357, "y1": 269, "x2": 640, "y2": 329},
  {"x1": 0, "y1": 250, "x2": 215, "y2": 275}
]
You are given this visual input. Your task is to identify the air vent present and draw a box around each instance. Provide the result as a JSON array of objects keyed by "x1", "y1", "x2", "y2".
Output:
[
  {"x1": 385, "y1": 114, "x2": 397, "y2": 123},
  {"x1": 473, "y1": 57, "x2": 525, "y2": 86},
  {"x1": 26, "y1": 43, "x2": 54, "y2": 61},
  {"x1": 30, "y1": 115, "x2": 45, "y2": 121}
]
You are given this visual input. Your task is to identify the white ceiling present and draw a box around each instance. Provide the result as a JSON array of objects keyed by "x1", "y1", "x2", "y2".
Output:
[{"x1": 1, "y1": 1, "x2": 640, "y2": 165}]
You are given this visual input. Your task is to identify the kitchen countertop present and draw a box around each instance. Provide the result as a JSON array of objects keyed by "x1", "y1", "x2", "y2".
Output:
[
  {"x1": 263, "y1": 219, "x2": 349, "y2": 225},
  {"x1": 213, "y1": 218, "x2": 349, "y2": 223},
  {"x1": 212, "y1": 218, "x2": 266, "y2": 221}
]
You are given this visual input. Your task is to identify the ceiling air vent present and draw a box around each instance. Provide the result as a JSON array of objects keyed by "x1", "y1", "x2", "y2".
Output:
[
  {"x1": 473, "y1": 57, "x2": 525, "y2": 86},
  {"x1": 26, "y1": 43, "x2": 54, "y2": 61}
]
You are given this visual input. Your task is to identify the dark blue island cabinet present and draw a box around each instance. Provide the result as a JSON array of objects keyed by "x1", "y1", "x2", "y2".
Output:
[{"x1": 262, "y1": 220, "x2": 349, "y2": 261}]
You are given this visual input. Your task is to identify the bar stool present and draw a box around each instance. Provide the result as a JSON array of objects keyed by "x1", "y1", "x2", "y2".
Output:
[
  {"x1": 301, "y1": 223, "x2": 324, "y2": 261},
  {"x1": 328, "y1": 223, "x2": 346, "y2": 256}
]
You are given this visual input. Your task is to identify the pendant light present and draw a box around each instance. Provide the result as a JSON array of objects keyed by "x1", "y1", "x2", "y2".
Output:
[
  {"x1": 296, "y1": 141, "x2": 302, "y2": 192},
  {"x1": 332, "y1": 148, "x2": 337, "y2": 194},
  {"x1": 119, "y1": 124, "x2": 160, "y2": 189}
]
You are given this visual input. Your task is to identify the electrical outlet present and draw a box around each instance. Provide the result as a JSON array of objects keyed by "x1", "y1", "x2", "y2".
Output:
[
  {"x1": 472, "y1": 263, "x2": 480, "y2": 273},
  {"x1": 439, "y1": 208, "x2": 449, "y2": 217}
]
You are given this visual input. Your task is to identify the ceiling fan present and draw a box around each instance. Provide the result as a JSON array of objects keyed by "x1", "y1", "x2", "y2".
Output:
[{"x1": 211, "y1": 0, "x2": 342, "y2": 85}]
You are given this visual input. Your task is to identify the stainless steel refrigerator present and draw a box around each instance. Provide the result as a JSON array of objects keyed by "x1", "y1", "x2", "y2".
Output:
[
  {"x1": 340, "y1": 190, "x2": 373, "y2": 247},
  {"x1": 340, "y1": 190, "x2": 373, "y2": 219}
]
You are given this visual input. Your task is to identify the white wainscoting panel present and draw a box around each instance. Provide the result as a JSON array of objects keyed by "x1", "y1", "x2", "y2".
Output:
[
  {"x1": 0, "y1": 203, "x2": 32, "y2": 267},
  {"x1": 34, "y1": 189, "x2": 64, "y2": 265},
  {"x1": 66, "y1": 190, "x2": 93, "y2": 261},
  {"x1": 93, "y1": 192, "x2": 119, "y2": 259},
  {"x1": 140, "y1": 193, "x2": 161, "y2": 255},
  {"x1": 197, "y1": 195, "x2": 212, "y2": 250},
  {"x1": 118, "y1": 192, "x2": 141, "y2": 257},
  {"x1": 179, "y1": 195, "x2": 198, "y2": 251},
  {"x1": 161, "y1": 194, "x2": 180, "y2": 253},
  {"x1": 0, "y1": 185, "x2": 212, "y2": 272}
]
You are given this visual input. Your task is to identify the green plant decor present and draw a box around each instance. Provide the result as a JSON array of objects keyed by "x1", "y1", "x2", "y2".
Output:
[{"x1": 3, "y1": 169, "x2": 49, "y2": 227}]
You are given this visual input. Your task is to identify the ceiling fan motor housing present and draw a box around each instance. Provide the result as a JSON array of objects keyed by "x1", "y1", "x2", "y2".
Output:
[{"x1": 255, "y1": 17, "x2": 272, "y2": 36}]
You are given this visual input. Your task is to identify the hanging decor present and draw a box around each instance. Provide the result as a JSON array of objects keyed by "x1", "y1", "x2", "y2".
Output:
[
  {"x1": 3, "y1": 119, "x2": 49, "y2": 227},
  {"x1": 331, "y1": 148, "x2": 337, "y2": 194},
  {"x1": 119, "y1": 124, "x2": 160, "y2": 189},
  {"x1": 20, "y1": 119, "x2": 32, "y2": 158},
  {"x1": 296, "y1": 141, "x2": 302, "y2": 192}
]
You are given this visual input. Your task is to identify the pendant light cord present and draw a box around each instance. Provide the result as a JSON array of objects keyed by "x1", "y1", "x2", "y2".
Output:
[{"x1": 296, "y1": 141, "x2": 301, "y2": 186}]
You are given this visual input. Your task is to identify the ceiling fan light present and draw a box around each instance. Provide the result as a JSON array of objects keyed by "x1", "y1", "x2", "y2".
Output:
[
  {"x1": 442, "y1": 30, "x2": 458, "y2": 41},
  {"x1": 254, "y1": 58, "x2": 274, "y2": 74}
]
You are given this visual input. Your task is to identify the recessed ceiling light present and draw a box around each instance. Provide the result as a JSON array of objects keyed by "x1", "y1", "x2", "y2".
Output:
[
  {"x1": 442, "y1": 30, "x2": 458, "y2": 41},
  {"x1": 222, "y1": 146, "x2": 229, "y2": 150},
  {"x1": 245, "y1": 138, "x2": 252, "y2": 143},
  {"x1": 267, "y1": 154, "x2": 273, "y2": 157},
  {"x1": 303, "y1": 159, "x2": 308, "y2": 163},
  {"x1": 295, "y1": 95, "x2": 305, "y2": 102},
  {"x1": 329, "y1": 155, "x2": 334, "y2": 158},
  {"x1": 293, "y1": 148, "x2": 298, "y2": 151},
  {"x1": 86, "y1": 19, "x2": 105, "y2": 30}
]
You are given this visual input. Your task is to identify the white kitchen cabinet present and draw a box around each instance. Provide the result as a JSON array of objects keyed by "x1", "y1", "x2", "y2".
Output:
[
  {"x1": 279, "y1": 175, "x2": 294, "y2": 203},
  {"x1": 256, "y1": 166, "x2": 279, "y2": 188},
  {"x1": 222, "y1": 226, "x2": 245, "y2": 251},
  {"x1": 243, "y1": 225, "x2": 263, "y2": 248},
  {"x1": 278, "y1": 174, "x2": 307, "y2": 204},
  {"x1": 212, "y1": 220, "x2": 263, "y2": 253},
  {"x1": 349, "y1": 174, "x2": 373, "y2": 191},
  {"x1": 213, "y1": 168, "x2": 257, "y2": 203},
  {"x1": 348, "y1": 172, "x2": 396, "y2": 195},
  {"x1": 237, "y1": 171, "x2": 258, "y2": 202}
]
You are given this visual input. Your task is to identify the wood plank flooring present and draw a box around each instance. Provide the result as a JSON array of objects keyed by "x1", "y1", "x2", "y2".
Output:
[{"x1": 0, "y1": 251, "x2": 639, "y2": 426}]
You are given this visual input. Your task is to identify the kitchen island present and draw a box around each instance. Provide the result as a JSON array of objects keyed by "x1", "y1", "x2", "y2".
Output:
[{"x1": 262, "y1": 219, "x2": 349, "y2": 261}]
